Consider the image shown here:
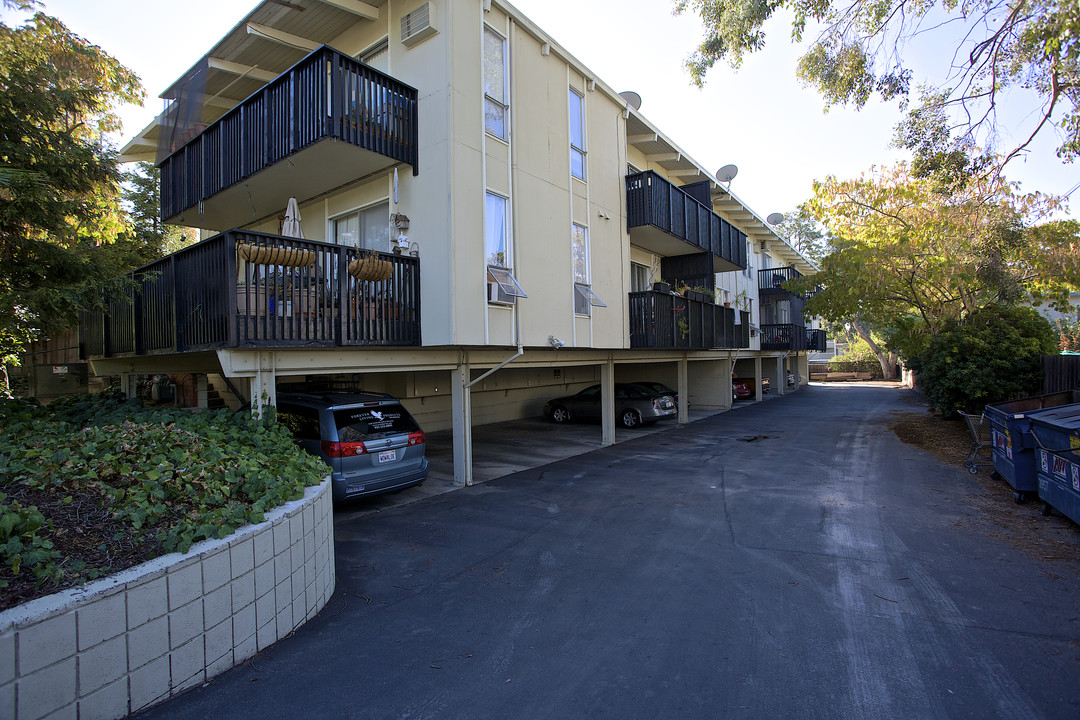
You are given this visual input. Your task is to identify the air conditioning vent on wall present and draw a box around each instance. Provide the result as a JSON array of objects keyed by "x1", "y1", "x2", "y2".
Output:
[{"x1": 401, "y1": 2, "x2": 438, "y2": 47}]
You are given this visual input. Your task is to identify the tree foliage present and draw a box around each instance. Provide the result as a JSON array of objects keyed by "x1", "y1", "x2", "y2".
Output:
[
  {"x1": 123, "y1": 162, "x2": 197, "y2": 261},
  {"x1": 775, "y1": 202, "x2": 829, "y2": 263},
  {"x1": 0, "y1": 6, "x2": 144, "y2": 376},
  {"x1": 673, "y1": 0, "x2": 1080, "y2": 167},
  {"x1": 905, "y1": 305, "x2": 1057, "y2": 416},
  {"x1": 794, "y1": 161, "x2": 1077, "y2": 359},
  {"x1": 1053, "y1": 317, "x2": 1080, "y2": 352}
]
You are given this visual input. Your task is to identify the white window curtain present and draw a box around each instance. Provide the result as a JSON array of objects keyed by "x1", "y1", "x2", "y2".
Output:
[{"x1": 485, "y1": 192, "x2": 508, "y2": 267}]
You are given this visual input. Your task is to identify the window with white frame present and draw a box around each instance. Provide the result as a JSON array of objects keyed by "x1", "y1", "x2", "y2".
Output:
[
  {"x1": 572, "y1": 223, "x2": 605, "y2": 315},
  {"x1": 485, "y1": 192, "x2": 508, "y2": 267},
  {"x1": 569, "y1": 88, "x2": 586, "y2": 180},
  {"x1": 483, "y1": 27, "x2": 508, "y2": 140},
  {"x1": 332, "y1": 201, "x2": 390, "y2": 252},
  {"x1": 630, "y1": 262, "x2": 650, "y2": 292},
  {"x1": 485, "y1": 192, "x2": 525, "y2": 303}
]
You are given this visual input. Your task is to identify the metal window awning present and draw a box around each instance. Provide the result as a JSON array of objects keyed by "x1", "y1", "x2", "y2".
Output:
[
  {"x1": 488, "y1": 266, "x2": 527, "y2": 297},
  {"x1": 574, "y1": 283, "x2": 607, "y2": 307}
]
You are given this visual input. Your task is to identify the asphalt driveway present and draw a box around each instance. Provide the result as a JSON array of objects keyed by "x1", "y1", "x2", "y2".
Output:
[{"x1": 135, "y1": 383, "x2": 1080, "y2": 719}]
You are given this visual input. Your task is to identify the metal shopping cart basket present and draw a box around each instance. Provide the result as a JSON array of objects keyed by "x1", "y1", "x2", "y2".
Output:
[{"x1": 958, "y1": 411, "x2": 994, "y2": 474}]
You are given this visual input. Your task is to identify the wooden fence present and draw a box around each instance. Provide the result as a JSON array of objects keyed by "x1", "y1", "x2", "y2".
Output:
[{"x1": 1042, "y1": 354, "x2": 1080, "y2": 394}]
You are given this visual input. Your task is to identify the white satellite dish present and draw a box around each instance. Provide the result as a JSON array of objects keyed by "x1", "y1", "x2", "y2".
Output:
[
  {"x1": 619, "y1": 91, "x2": 642, "y2": 111},
  {"x1": 766, "y1": 212, "x2": 785, "y2": 225},
  {"x1": 715, "y1": 164, "x2": 739, "y2": 184}
]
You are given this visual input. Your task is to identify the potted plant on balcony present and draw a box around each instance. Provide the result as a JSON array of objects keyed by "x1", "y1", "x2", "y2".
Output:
[
  {"x1": 686, "y1": 286, "x2": 711, "y2": 303},
  {"x1": 735, "y1": 289, "x2": 750, "y2": 310}
]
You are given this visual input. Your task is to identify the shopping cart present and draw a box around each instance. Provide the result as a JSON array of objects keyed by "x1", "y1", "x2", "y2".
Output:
[{"x1": 958, "y1": 411, "x2": 994, "y2": 474}]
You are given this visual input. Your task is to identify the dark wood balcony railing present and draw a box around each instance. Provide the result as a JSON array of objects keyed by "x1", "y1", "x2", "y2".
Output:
[
  {"x1": 806, "y1": 328, "x2": 827, "y2": 352},
  {"x1": 159, "y1": 45, "x2": 419, "y2": 222},
  {"x1": 80, "y1": 231, "x2": 420, "y2": 358},
  {"x1": 628, "y1": 290, "x2": 750, "y2": 349},
  {"x1": 626, "y1": 171, "x2": 746, "y2": 271},
  {"x1": 760, "y1": 323, "x2": 808, "y2": 351},
  {"x1": 758, "y1": 266, "x2": 805, "y2": 296}
]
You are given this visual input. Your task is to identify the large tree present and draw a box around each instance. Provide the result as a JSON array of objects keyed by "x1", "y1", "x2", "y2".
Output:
[
  {"x1": 673, "y1": 0, "x2": 1080, "y2": 169},
  {"x1": 794, "y1": 162, "x2": 1079, "y2": 363},
  {"x1": 0, "y1": 2, "x2": 143, "y2": 389}
]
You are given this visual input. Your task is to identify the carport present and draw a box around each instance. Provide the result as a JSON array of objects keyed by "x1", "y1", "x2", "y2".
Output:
[{"x1": 99, "y1": 345, "x2": 746, "y2": 494}]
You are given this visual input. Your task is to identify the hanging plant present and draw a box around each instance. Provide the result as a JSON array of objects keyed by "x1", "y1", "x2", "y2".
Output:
[
  {"x1": 236, "y1": 243, "x2": 315, "y2": 268},
  {"x1": 347, "y1": 252, "x2": 394, "y2": 282}
]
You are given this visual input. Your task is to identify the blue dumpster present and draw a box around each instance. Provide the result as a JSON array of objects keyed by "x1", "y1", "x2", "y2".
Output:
[
  {"x1": 1029, "y1": 406, "x2": 1080, "y2": 525},
  {"x1": 984, "y1": 391, "x2": 1080, "y2": 501}
]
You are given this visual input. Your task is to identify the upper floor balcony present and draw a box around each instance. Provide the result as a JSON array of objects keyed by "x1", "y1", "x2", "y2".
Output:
[
  {"x1": 629, "y1": 289, "x2": 750, "y2": 350},
  {"x1": 80, "y1": 231, "x2": 420, "y2": 359},
  {"x1": 158, "y1": 46, "x2": 419, "y2": 229},
  {"x1": 758, "y1": 267, "x2": 805, "y2": 297},
  {"x1": 626, "y1": 171, "x2": 747, "y2": 273}
]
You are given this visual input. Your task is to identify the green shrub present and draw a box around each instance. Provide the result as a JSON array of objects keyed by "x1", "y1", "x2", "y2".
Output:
[
  {"x1": 907, "y1": 305, "x2": 1057, "y2": 416},
  {"x1": 0, "y1": 392, "x2": 327, "y2": 599},
  {"x1": 0, "y1": 495, "x2": 64, "y2": 588}
]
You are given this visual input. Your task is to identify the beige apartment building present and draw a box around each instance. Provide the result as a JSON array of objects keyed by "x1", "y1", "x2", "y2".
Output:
[{"x1": 85, "y1": 0, "x2": 823, "y2": 484}]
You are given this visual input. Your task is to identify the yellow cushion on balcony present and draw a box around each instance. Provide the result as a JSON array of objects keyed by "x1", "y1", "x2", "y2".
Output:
[{"x1": 237, "y1": 243, "x2": 315, "y2": 268}]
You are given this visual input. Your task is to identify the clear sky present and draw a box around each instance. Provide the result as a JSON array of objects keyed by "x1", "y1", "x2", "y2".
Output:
[{"x1": 10, "y1": 0, "x2": 1077, "y2": 221}]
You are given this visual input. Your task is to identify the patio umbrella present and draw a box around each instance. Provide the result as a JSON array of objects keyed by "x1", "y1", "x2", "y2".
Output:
[{"x1": 282, "y1": 197, "x2": 304, "y2": 238}]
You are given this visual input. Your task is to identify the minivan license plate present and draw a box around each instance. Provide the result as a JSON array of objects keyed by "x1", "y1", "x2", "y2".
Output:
[{"x1": 378, "y1": 450, "x2": 396, "y2": 463}]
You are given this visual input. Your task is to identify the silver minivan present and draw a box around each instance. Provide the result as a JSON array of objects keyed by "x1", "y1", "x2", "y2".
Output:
[{"x1": 276, "y1": 389, "x2": 429, "y2": 502}]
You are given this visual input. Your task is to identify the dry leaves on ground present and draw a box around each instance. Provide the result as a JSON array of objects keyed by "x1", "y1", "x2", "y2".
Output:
[{"x1": 892, "y1": 392, "x2": 1080, "y2": 574}]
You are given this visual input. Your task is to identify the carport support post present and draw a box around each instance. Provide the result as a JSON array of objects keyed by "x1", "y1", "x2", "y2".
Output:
[
  {"x1": 774, "y1": 357, "x2": 786, "y2": 396},
  {"x1": 600, "y1": 359, "x2": 615, "y2": 447},
  {"x1": 252, "y1": 353, "x2": 277, "y2": 418},
  {"x1": 754, "y1": 356, "x2": 763, "y2": 402},
  {"x1": 120, "y1": 372, "x2": 137, "y2": 400},
  {"x1": 677, "y1": 358, "x2": 688, "y2": 424},
  {"x1": 452, "y1": 364, "x2": 473, "y2": 486}
]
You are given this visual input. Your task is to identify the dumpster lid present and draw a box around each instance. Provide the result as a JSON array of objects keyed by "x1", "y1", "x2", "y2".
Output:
[{"x1": 1027, "y1": 405, "x2": 1080, "y2": 431}]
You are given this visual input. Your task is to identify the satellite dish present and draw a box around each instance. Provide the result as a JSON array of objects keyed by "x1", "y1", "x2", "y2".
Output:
[
  {"x1": 619, "y1": 91, "x2": 642, "y2": 111},
  {"x1": 766, "y1": 212, "x2": 785, "y2": 225},
  {"x1": 715, "y1": 164, "x2": 739, "y2": 183}
]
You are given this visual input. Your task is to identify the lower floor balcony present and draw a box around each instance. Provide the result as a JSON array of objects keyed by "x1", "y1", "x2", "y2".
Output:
[
  {"x1": 806, "y1": 328, "x2": 827, "y2": 352},
  {"x1": 80, "y1": 230, "x2": 420, "y2": 359},
  {"x1": 629, "y1": 290, "x2": 750, "y2": 350}
]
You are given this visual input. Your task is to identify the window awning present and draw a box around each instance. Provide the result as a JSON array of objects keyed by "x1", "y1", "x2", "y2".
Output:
[{"x1": 488, "y1": 266, "x2": 527, "y2": 298}]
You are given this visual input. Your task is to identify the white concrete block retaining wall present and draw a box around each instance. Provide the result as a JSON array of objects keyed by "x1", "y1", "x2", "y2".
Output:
[{"x1": 0, "y1": 478, "x2": 334, "y2": 720}]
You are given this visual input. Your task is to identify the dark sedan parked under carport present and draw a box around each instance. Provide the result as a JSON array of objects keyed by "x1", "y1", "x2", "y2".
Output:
[{"x1": 543, "y1": 383, "x2": 677, "y2": 428}]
